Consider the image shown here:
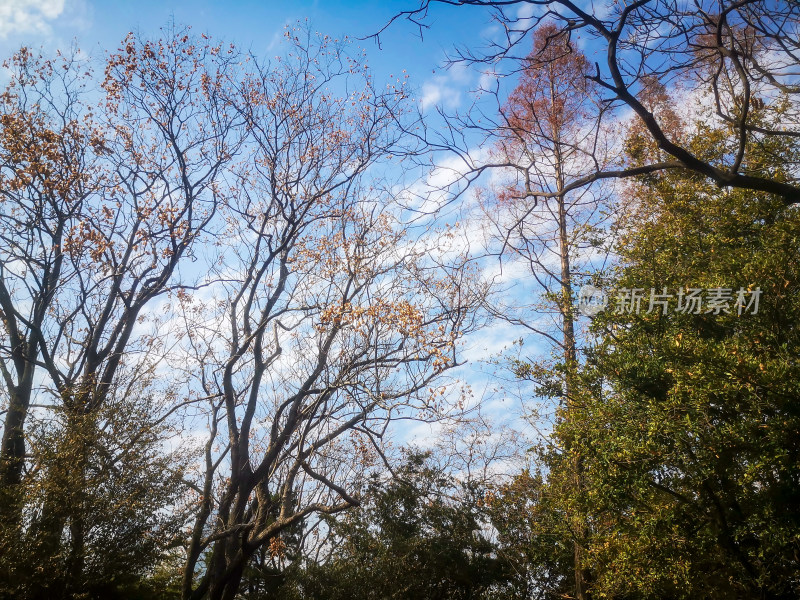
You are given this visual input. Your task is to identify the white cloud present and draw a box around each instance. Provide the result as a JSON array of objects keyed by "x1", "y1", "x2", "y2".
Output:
[
  {"x1": 265, "y1": 20, "x2": 292, "y2": 52},
  {"x1": 0, "y1": 0, "x2": 65, "y2": 38},
  {"x1": 419, "y1": 57, "x2": 482, "y2": 113},
  {"x1": 477, "y1": 69, "x2": 498, "y2": 93},
  {"x1": 514, "y1": 2, "x2": 542, "y2": 34},
  {"x1": 516, "y1": 2, "x2": 537, "y2": 22},
  {"x1": 585, "y1": 0, "x2": 612, "y2": 21},
  {"x1": 420, "y1": 75, "x2": 461, "y2": 113}
]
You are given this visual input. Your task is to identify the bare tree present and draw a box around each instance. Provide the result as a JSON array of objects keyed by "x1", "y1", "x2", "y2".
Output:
[
  {"x1": 380, "y1": 0, "x2": 800, "y2": 204},
  {"x1": 0, "y1": 24, "x2": 486, "y2": 600},
  {"x1": 478, "y1": 24, "x2": 614, "y2": 600},
  {"x1": 0, "y1": 27, "x2": 244, "y2": 594},
  {"x1": 486, "y1": 23, "x2": 612, "y2": 381},
  {"x1": 176, "y1": 29, "x2": 484, "y2": 600},
  {"x1": 0, "y1": 47, "x2": 97, "y2": 510}
]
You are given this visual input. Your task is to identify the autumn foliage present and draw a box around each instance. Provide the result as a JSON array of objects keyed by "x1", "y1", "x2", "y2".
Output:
[{"x1": 0, "y1": 25, "x2": 481, "y2": 600}]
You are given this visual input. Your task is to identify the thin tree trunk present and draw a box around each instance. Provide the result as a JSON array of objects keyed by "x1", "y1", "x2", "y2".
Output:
[{"x1": 556, "y1": 158, "x2": 588, "y2": 600}]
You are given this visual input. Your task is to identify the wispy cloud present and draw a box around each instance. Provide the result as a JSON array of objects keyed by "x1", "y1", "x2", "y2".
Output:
[
  {"x1": 420, "y1": 57, "x2": 479, "y2": 113},
  {"x1": 420, "y1": 75, "x2": 461, "y2": 113},
  {"x1": 0, "y1": 0, "x2": 65, "y2": 38}
]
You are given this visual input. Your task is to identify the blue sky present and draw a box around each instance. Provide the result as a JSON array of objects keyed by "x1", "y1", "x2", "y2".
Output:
[
  {"x1": 0, "y1": 0, "x2": 552, "y2": 462},
  {"x1": 0, "y1": 0, "x2": 507, "y2": 115}
]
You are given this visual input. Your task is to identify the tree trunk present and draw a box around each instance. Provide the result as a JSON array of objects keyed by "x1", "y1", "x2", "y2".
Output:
[
  {"x1": 556, "y1": 173, "x2": 588, "y2": 600},
  {"x1": 0, "y1": 366, "x2": 35, "y2": 530}
]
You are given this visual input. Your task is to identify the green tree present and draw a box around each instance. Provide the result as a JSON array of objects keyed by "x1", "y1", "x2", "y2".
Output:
[
  {"x1": 283, "y1": 453, "x2": 510, "y2": 600},
  {"x1": 485, "y1": 469, "x2": 574, "y2": 600},
  {"x1": 0, "y1": 379, "x2": 188, "y2": 600},
  {"x1": 557, "y1": 107, "x2": 800, "y2": 598}
]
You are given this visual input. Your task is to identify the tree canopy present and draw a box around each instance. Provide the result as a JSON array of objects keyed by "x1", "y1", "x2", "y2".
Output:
[{"x1": 2, "y1": 4, "x2": 800, "y2": 599}]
